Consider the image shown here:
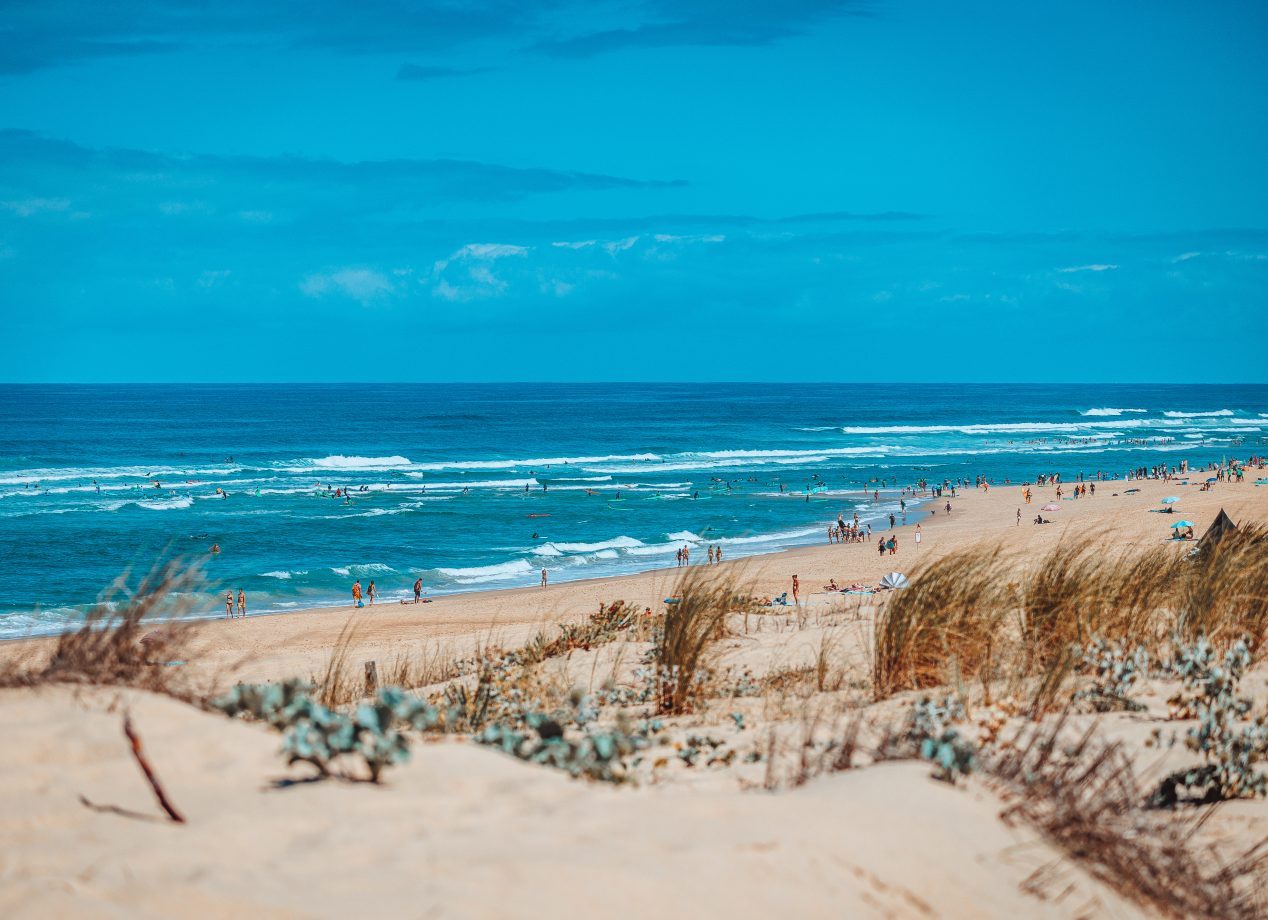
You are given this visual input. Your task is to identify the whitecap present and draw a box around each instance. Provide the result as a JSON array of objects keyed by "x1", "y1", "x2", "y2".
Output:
[
  {"x1": 1080, "y1": 408, "x2": 1147, "y2": 416},
  {"x1": 1161, "y1": 410, "x2": 1234, "y2": 418}
]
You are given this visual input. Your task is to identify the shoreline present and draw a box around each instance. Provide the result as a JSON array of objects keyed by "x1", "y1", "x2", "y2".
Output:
[
  {"x1": 3, "y1": 487, "x2": 932, "y2": 640},
  {"x1": 6, "y1": 474, "x2": 1266, "y2": 688}
]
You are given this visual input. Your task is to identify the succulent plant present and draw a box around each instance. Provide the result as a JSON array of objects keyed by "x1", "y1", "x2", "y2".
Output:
[
  {"x1": 882, "y1": 695, "x2": 976, "y2": 783},
  {"x1": 1151, "y1": 637, "x2": 1267, "y2": 805},
  {"x1": 1071, "y1": 637, "x2": 1149, "y2": 713}
]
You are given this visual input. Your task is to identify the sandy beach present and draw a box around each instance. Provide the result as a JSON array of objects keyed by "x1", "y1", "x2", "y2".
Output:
[
  {"x1": 3, "y1": 469, "x2": 1266, "y2": 919},
  {"x1": 130, "y1": 474, "x2": 1268, "y2": 688}
]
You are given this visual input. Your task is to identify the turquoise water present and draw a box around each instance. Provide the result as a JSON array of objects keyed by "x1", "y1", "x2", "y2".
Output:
[{"x1": 2, "y1": 383, "x2": 1264, "y2": 637}]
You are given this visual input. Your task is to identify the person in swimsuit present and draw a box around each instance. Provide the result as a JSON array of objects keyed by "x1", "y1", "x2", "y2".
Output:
[
  {"x1": 352, "y1": 580, "x2": 362, "y2": 607},
  {"x1": 791, "y1": 575, "x2": 800, "y2": 605},
  {"x1": 367, "y1": 580, "x2": 377, "y2": 605},
  {"x1": 225, "y1": 591, "x2": 234, "y2": 619},
  {"x1": 541, "y1": 568, "x2": 548, "y2": 588},
  {"x1": 414, "y1": 578, "x2": 422, "y2": 603},
  {"x1": 237, "y1": 589, "x2": 246, "y2": 617}
]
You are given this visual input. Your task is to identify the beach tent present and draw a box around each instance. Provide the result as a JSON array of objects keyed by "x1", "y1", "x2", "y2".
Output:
[
  {"x1": 879, "y1": 572, "x2": 910, "y2": 589},
  {"x1": 1041, "y1": 503, "x2": 1060, "y2": 511},
  {"x1": 1161, "y1": 496, "x2": 1179, "y2": 505},
  {"x1": 1202, "y1": 508, "x2": 1238, "y2": 545}
]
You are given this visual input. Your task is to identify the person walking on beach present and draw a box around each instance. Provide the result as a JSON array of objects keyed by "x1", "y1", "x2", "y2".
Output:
[
  {"x1": 708, "y1": 545, "x2": 715, "y2": 564},
  {"x1": 352, "y1": 580, "x2": 362, "y2": 608},
  {"x1": 237, "y1": 589, "x2": 246, "y2": 618},
  {"x1": 414, "y1": 578, "x2": 422, "y2": 603},
  {"x1": 367, "y1": 580, "x2": 377, "y2": 606},
  {"x1": 225, "y1": 591, "x2": 234, "y2": 619},
  {"x1": 791, "y1": 575, "x2": 800, "y2": 606},
  {"x1": 715, "y1": 545, "x2": 723, "y2": 564},
  {"x1": 914, "y1": 524, "x2": 922, "y2": 550},
  {"x1": 878, "y1": 539, "x2": 886, "y2": 559},
  {"x1": 1017, "y1": 508, "x2": 1022, "y2": 526},
  {"x1": 541, "y1": 568, "x2": 548, "y2": 588},
  {"x1": 945, "y1": 501, "x2": 952, "y2": 514}
]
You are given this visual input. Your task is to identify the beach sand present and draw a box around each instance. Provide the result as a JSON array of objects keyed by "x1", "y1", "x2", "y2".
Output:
[
  {"x1": 3, "y1": 472, "x2": 1266, "y2": 918},
  {"x1": 146, "y1": 474, "x2": 1268, "y2": 688}
]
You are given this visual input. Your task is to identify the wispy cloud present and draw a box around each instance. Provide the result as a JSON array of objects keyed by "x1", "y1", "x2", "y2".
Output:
[
  {"x1": 301, "y1": 268, "x2": 394, "y2": 304},
  {"x1": 1057, "y1": 263, "x2": 1118, "y2": 273},
  {"x1": 396, "y1": 63, "x2": 497, "y2": 81},
  {"x1": 0, "y1": 0, "x2": 872, "y2": 73},
  {"x1": 532, "y1": 0, "x2": 872, "y2": 58},
  {"x1": 0, "y1": 131, "x2": 684, "y2": 223}
]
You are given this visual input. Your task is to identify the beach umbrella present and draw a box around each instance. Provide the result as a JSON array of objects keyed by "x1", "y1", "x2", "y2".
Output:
[
  {"x1": 1161, "y1": 496, "x2": 1179, "y2": 504},
  {"x1": 1206, "y1": 477, "x2": 1218, "y2": 483},
  {"x1": 1041, "y1": 503, "x2": 1060, "y2": 511},
  {"x1": 1170, "y1": 520, "x2": 1194, "y2": 528},
  {"x1": 880, "y1": 572, "x2": 910, "y2": 589}
]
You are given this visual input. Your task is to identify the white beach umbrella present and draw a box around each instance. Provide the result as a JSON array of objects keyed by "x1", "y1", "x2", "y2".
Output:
[{"x1": 880, "y1": 572, "x2": 910, "y2": 589}]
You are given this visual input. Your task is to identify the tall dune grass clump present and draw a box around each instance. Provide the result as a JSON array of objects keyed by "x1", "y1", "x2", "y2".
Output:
[
  {"x1": 1021, "y1": 539, "x2": 1181, "y2": 662},
  {"x1": 0, "y1": 561, "x2": 203, "y2": 699},
  {"x1": 655, "y1": 569, "x2": 747, "y2": 714},
  {"x1": 1179, "y1": 524, "x2": 1268, "y2": 649},
  {"x1": 871, "y1": 545, "x2": 1012, "y2": 700}
]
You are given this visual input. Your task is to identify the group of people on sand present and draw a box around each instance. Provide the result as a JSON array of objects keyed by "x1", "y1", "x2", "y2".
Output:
[
  {"x1": 224, "y1": 589, "x2": 247, "y2": 618},
  {"x1": 828, "y1": 512, "x2": 872, "y2": 544},
  {"x1": 671, "y1": 543, "x2": 727, "y2": 566}
]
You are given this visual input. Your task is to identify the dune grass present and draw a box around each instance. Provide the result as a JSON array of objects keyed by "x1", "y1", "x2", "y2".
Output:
[{"x1": 0, "y1": 561, "x2": 204, "y2": 699}]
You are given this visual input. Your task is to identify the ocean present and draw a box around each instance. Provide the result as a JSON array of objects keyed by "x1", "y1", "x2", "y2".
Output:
[{"x1": 2, "y1": 383, "x2": 1265, "y2": 638}]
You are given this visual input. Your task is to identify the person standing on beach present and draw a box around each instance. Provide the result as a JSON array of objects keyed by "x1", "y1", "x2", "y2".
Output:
[
  {"x1": 945, "y1": 501, "x2": 952, "y2": 514},
  {"x1": 708, "y1": 545, "x2": 715, "y2": 564},
  {"x1": 715, "y1": 545, "x2": 723, "y2": 564},
  {"x1": 225, "y1": 591, "x2": 235, "y2": 619},
  {"x1": 352, "y1": 580, "x2": 362, "y2": 607},
  {"x1": 541, "y1": 568, "x2": 548, "y2": 588},
  {"x1": 914, "y1": 524, "x2": 922, "y2": 550},
  {"x1": 414, "y1": 578, "x2": 422, "y2": 603},
  {"x1": 1016, "y1": 508, "x2": 1021, "y2": 525},
  {"x1": 237, "y1": 589, "x2": 246, "y2": 618},
  {"x1": 791, "y1": 575, "x2": 800, "y2": 605},
  {"x1": 367, "y1": 580, "x2": 377, "y2": 606}
]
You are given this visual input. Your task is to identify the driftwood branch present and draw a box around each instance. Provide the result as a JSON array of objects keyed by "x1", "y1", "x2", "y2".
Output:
[{"x1": 122, "y1": 712, "x2": 185, "y2": 824}]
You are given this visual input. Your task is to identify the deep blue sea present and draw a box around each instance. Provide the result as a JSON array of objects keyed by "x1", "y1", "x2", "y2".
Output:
[{"x1": 2, "y1": 383, "x2": 1265, "y2": 637}]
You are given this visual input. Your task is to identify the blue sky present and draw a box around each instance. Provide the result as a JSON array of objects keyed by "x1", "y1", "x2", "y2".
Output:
[{"x1": 0, "y1": 0, "x2": 1265, "y2": 382}]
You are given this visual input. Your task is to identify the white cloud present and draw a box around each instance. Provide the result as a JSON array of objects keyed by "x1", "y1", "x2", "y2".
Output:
[
  {"x1": 604, "y1": 236, "x2": 639, "y2": 254},
  {"x1": 301, "y1": 267, "x2": 393, "y2": 304},
  {"x1": 1057, "y1": 263, "x2": 1118, "y2": 273},
  {"x1": 197, "y1": 269, "x2": 231, "y2": 288},
  {"x1": 1, "y1": 197, "x2": 71, "y2": 217},
  {"x1": 433, "y1": 242, "x2": 529, "y2": 275}
]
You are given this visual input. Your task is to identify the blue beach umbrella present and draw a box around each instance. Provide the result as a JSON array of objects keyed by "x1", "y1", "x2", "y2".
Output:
[
  {"x1": 1170, "y1": 520, "x2": 1194, "y2": 528},
  {"x1": 1161, "y1": 496, "x2": 1179, "y2": 504},
  {"x1": 1206, "y1": 477, "x2": 1218, "y2": 483}
]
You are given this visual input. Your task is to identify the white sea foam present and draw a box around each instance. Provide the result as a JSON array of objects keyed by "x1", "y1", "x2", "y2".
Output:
[
  {"x1": 437, "y1": 559, "x2": 534, "y2": 581},
  {"x1": 1161, "y1": 410, "x2": 1234, "y2": 418},
  {"x1": 305, "y1": 455, "x2": 413, "y2": 470},
  {"x1": 261, "y1": 570, "x2": 294, "y2": 579},
  {"x1": 666, "y1": 531, "x2": 704, "y2": 542},
  {"x1": 406, "y1": 453, "x2": 662, "y2": 472},
  {"x1": 533, "y1": 536, "x2": 644, "y2": 555},
  {"x1": 1081, "y1": 408, "x2": 1147, "y2": 416},
  {"x1": 135, "y1": 496, "x2": 194, "y2": 511}
]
